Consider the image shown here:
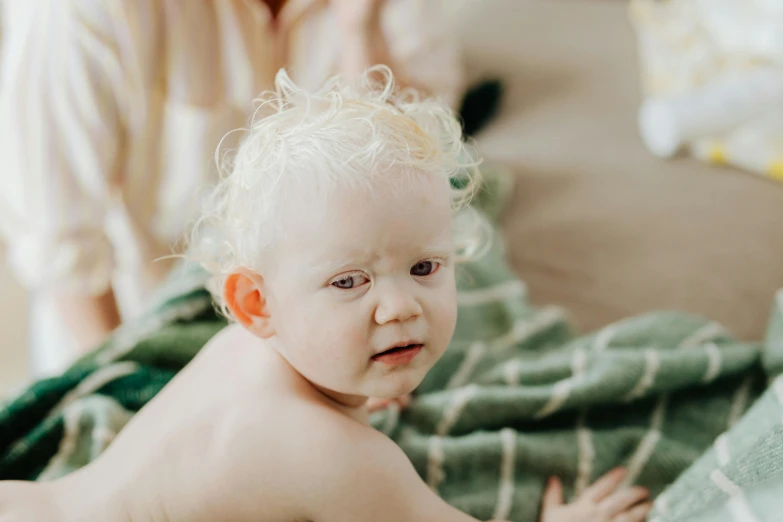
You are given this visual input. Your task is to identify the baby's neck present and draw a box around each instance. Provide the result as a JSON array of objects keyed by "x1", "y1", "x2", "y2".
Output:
[
  {"x1": 306, "y1": 380, "x2": 371, "y2": 424},
  {"x1": 253, "y1": 329, "x2": 371, "y2": 423}
]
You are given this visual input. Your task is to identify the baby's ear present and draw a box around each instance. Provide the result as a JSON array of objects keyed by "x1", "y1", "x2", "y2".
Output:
[{"x1": 223, "y1": 270, "x2": 275, "y2": 338}]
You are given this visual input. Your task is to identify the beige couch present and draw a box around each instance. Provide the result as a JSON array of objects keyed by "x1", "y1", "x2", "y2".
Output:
[{"x1": 456, "y1": 0, "x2": 783, "y2": 341}]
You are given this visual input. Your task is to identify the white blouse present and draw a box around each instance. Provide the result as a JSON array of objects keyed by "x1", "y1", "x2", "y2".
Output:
[{"x1": 0, "y1": 0, "x2": 463, "y2": 306}]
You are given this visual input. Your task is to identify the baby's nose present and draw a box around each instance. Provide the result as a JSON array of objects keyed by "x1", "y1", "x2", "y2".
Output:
[{"x1": 374, "y1": 288, "x2": 423, "y2": 324}]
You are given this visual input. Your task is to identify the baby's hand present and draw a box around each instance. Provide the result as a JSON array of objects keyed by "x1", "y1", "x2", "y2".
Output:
[
  {"x1": 540, "y1": 468, "x2": 651, "y2": 522},
  {"x1": 366, "y1": 394, "x2": 411, "y2": 413}
]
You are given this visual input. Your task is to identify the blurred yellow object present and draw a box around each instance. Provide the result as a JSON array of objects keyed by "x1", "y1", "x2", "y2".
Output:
[
  {"x1": 708, "y1": 142, "x2": 727, "y2": 165},
  {"x1": 770, "y1": 161, "x2": 783, "y2": 181}
]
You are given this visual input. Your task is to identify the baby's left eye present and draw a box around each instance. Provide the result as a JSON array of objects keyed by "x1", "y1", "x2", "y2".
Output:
[
  {"x1": 330, "y1": 273, "x2": 369, "y2": 289},
  {"x1": 411, "y1": 260, "x2": 439, "y2": 277}
]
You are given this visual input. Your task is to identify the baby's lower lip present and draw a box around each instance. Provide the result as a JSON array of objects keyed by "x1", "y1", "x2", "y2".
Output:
[{"x1": 372, "y1": 344, "x2": 423, "y2": 365}]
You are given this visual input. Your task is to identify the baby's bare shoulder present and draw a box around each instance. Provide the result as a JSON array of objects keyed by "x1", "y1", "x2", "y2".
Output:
[
  {"x1": 271, "y1": 399, "x2": 392, "y2": 461},
  {"x1": 278, "y1": 409, "x2": 481, "y2": 522},
  {"x1": 273, "y1": 409, "x2": 413, "y2": 511}
]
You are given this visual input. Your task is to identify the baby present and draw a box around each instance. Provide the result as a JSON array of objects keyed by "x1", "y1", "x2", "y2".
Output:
[{"x1": 0, "y1": 67, "x2": 651, "y2": 522}]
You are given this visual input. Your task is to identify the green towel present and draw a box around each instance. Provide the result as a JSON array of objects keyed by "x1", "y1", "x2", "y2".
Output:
[
  {"x1": 643, "y1": 293, "x2": 783, "y2": 522},
  {"x1": 1, "y1": 169, "x2": 781, "y2": 521}
]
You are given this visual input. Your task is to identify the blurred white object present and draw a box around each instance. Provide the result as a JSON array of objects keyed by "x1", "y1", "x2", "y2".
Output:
[
  {"x1": 639, "y1": 69, "x2": 783, "y2": 158},
  {"x1": 28, "y1": 271, "x2": 149, "y2": 380},
  {"x1": 630, "y1": 0, "x2": 783, "y2": 180},
  {"x1": 29, "y1": 291, "x2": 80, "y2": 379},
  {"x1": 695, "y1": 0, "x2": 783, "y2": 62}
]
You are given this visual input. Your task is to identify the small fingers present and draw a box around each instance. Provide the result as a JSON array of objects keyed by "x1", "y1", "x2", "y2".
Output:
[
  {"x1": 366, "y1": 398, "x2": 393, "y2": 413},
  {"x1": 367, "y1": 395, "x2": 412, "y2": 413},
  {"x1": 583, "y1": 467, "x2": 626, "y2": 502},
  {"x1": 613, "y1": 502, "x2": 653, "y2": 522},
  {"x1": 601, "y1": 487, "x2": 649, "y2": 517},
  {"x1": 541, "y1": 477, "x2": 564, "y2": 510},
  {"x1": 396, "y1": 394, "x2": 412, "y2": 409}
]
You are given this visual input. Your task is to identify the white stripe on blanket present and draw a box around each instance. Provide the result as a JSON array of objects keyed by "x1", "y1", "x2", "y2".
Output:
[
  {"x1": 625, "y1": 349, "x2": 660, "y2": 402},
  {"x1": 50, "y1": 361, "x2": 140, "y2": 416},
  {"x1": 728, "y1": 377, "x2": 754, "y2": 429},
  {"x1": 623, "y1": 397, "x2": 667, "y2": 487},
  {"x1": 703, "y1": 343, "x2": 723, "y2": 383},
  {"x1": 493, "y1": 428, "x2": 517, "y2": 520},
  {"x1": 437, "y1": 384, "x2": 478, "y2": 437},
  {"x1": 711, "y1": 469, "x2": 760, "y2": 522},
  {"x1": 37, "y1": 401, "x2": 85, "y2": 480},
  {"x1": 427, "y1": 436, "x2": 446, "y2": 492},
  {"x1": 535, "y1": 346, "x2": 587, "y2": 418},
  {"x1": 575, "y1": 411, "x2": 594, "y2": 496},
  {"x1": 446, "y1": 342, "x2": 486, "y2": 390}
]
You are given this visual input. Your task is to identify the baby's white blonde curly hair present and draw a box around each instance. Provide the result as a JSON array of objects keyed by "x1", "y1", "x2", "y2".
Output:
[{"x1": 185, "y1": 65, "x2": 486, "y2": 316}]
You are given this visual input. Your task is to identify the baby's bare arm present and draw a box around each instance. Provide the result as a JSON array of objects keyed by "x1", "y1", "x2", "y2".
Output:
[
  {"x1": 298, "y1": 420, "x2": 649, "y2": 522},
  {"x1": 304, "y1": 425, "x2": 482, "y2": 522}
]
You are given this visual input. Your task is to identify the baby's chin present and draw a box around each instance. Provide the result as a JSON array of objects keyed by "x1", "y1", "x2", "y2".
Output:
[{"x1": 360, "y1": 368, "x2": 429, "y2": 399}]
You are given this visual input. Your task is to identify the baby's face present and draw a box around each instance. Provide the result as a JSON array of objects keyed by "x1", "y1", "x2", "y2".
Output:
[{"x1": 262, "y1": 172, "x2": 458, "y2": 402}]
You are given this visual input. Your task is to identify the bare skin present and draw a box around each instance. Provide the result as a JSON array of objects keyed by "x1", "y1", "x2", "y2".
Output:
[
  {"x1": 53, "y1": 287, "x2": 122, "y2": 353},
  {"x1": 0, "y1": 326, "x2": 650, "y2": 522}
]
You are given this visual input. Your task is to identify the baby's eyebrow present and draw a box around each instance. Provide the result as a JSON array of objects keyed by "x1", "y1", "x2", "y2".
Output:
[
  {"x1": 421, "y1": 244, "x2": 454, "y2": 258},
  {"x1": 311, "y1": 242, "x2": 454, "y2": 275},
  {"x1": 417, "y1": 239, "x2": 455, "y2": 259},
  {"x1": 310, "y1": 254, "x2": 378, "y2": 276}
]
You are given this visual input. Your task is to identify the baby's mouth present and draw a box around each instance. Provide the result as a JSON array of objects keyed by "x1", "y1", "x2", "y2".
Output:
[{"x1": 371, "y1": 343, "x2": 424, "y2": 365}]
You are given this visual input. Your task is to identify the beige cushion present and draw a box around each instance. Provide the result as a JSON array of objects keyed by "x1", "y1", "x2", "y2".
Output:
[{"x1": 453, "y1": 0, "x2": 783, "y2": 340}]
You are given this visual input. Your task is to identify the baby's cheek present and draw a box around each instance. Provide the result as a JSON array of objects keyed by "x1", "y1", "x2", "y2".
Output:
[
  {"x1": 329, "y1": 315, "x2": 368, "y2": 352},
  {"x1": 438, "y1": 285, "x2": 459, "y2": 329},
  {"x1": 305, "y1": 311, "x2": 366, "y2": 364},
  {"x1": 432, "y1": 290, "x2": 458, "y2": 352}
]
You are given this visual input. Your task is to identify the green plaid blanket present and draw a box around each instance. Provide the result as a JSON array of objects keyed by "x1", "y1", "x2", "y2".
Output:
[{"x1": 1, "y1": 181, "x2": 781, "y2": 521}]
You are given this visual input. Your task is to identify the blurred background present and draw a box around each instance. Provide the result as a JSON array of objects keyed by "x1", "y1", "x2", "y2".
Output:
[
  {"x1": 1, "y1": 0, "x2": 782, "y2": 397},
  {"x1": 0, "y1": 246, "x2": 26, "y2": 394}
]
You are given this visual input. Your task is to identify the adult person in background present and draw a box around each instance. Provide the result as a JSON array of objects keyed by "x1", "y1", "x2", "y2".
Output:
[{"x1": 0, "y1": 0, "x2": 464, "y2": 376}]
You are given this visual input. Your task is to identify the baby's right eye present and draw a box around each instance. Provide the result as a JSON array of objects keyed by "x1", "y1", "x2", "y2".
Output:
[{"x1": 330, "y1": 273, "x2": 369, "y2": 289}]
